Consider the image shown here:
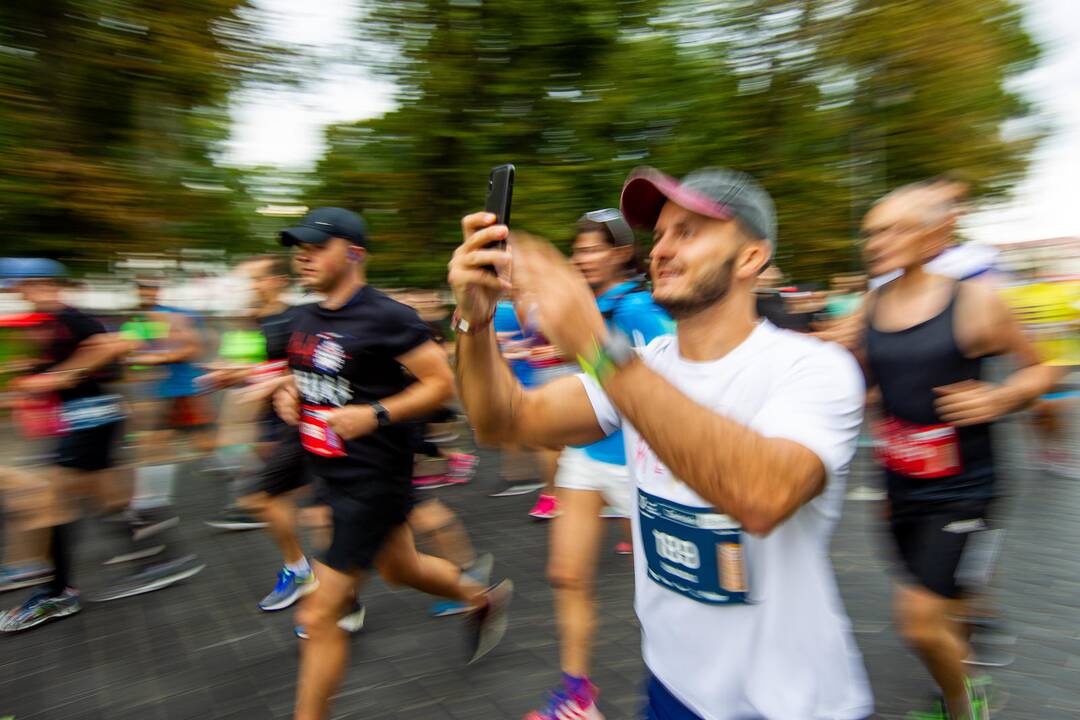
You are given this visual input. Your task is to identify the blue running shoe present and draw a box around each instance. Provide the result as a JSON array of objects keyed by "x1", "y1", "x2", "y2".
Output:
[
  {"x1": 259, "y1": 567, "x2": 317, "y2": 612},
  {"x1": 429, "y1": 553, "x2": 494, "y2": 617}
]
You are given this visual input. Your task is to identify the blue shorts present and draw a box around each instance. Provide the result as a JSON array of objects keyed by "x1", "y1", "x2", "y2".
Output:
[{"x1": 644, "y1": 674, "x2": 701, "y2": 720}]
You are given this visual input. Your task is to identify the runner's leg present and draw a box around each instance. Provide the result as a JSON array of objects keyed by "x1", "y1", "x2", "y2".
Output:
[
  {"x1": 375, "y1": 523, "x2": 483, "y2": 603},
  {"x1": 895, "y1": 584, "x2": 971, "y2": 717},
  {"x1": 293, "y1": 561, "x2": 364, "y2": 720},
  {"x1": 548, "y1": 487, "x2": 606, "y2": 677}
]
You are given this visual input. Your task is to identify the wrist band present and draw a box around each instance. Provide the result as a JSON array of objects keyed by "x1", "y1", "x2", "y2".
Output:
[{"x1": 577, "y1": 338, "x2": 618, "y2": 387}]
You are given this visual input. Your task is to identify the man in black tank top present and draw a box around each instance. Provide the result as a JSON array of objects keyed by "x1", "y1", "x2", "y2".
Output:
[{"x1": 851, "y1": 184, "x2": 1063, "y2": 720}]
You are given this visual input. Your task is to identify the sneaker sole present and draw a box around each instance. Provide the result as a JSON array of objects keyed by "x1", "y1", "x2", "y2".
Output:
[
  {"x1": 103, "y1": 545, "x2": 165, "y2": 566},
  {"x1": 489, "y1": 482, "x2": 544, "y2": 498},
  {"x1": 90, "y1": 562, "x2": 206, "y2": 603},
  {"x1": 132, "y1": 516, "x2": 180, "y2": 542},
  {"x1": 468, "y1": 579, "x2": 513, "y2": 665},
  {"x1": 203, "y1": 520, "x2": 269, "y2": 531},
  {"x1": 0, "y1": 602, "x2": 81, "y2": 632},
  {"x1": 295, "y1": 605, "x2": 366, "y2": 639},
  {"x1": 259, "y1": 578, "x2": 319, "y2": 612}
]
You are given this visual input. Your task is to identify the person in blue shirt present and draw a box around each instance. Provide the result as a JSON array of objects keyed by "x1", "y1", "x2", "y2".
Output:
[{"x1": 524, "y1": 209, "x2": 673, "y2": 720}]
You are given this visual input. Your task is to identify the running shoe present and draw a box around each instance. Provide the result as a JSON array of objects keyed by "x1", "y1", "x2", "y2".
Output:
[
  {"x1": 294, "y1": 602, "x2": 366, "y2": 640},
  {"x1": 465, "y1": 579, "x2": 514, "y2": 664},
  {"x1": 0, "y1": 562, "x2": 53, "y2": 594},
  {"x1": 412, "y1": 474, "x2": 455, "y2": 490},
  {"x1": 613, "y1": 541, "x2": 633, "y2": 556},
  {"x1": 446, "y1": 452, "x2": 478, "y2": 482},
  {"x1": 906, "y1": 678, "x2": 990, "y2": 719},
  {"x1": 0, "y1": 589, "x2": 81, "y2": 632},
  {"x1": 91, "y1": 554, "x2": 205, "y2": 602},
  {"x1": 204, "y1": 507, "x2": 268, "y2": 531},
  {"x1": 259, "y1": 566, "x2": 318, "y2": 612},
  {"x1": 490, "y1": 481, "x2": 545, "y2": 498},
  {"x1": 524, "y1": 679, "x2": 604, "y2": 720},
  {"x1": 430, "y1": 553, "x2": 494, "y2": 617},
  {"x1": 528, "y1": 493, "x2": 560, "y2": 520}
]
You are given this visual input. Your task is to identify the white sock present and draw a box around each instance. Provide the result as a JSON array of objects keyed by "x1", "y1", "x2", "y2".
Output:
[{"x1": 285, "y1": 557, "x2": 311, "y2": 577}]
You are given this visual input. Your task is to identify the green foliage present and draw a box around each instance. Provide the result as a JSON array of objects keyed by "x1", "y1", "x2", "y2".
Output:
[
  {"x1": 310, "y1": 0, "x2": 1040, "y2": 284},
  {"x1": 0, "y1": 0, "x2": 1041, "y2": 285},
  {"x1": 0, "y1": 0, "x2": 290, "y2": 270}
]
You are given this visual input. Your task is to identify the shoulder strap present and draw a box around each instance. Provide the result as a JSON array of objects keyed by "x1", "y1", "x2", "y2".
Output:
[{"x1": 600, "y1": 280, "x2": 648, "y2": 321}]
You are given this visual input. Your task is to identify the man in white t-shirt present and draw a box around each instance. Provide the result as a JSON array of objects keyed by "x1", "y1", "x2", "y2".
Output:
[{"x1": 449, "y1": 166, "x2": 873, "y2": 719}]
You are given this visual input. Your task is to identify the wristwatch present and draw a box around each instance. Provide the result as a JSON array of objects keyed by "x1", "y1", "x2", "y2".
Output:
[
  {"x1": 451, "y1": 309, "x2": 493, "y2": 336},
  {"x1": 369, "y1": 401, "x2": 391, "y2": 427}
]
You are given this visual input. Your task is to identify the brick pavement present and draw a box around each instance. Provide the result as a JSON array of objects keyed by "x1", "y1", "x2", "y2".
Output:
[{"x1": 2, "y1": 408, "x2": 1079, "y2": 719}]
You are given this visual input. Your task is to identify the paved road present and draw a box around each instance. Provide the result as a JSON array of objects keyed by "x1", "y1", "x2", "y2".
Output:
[{"x1": 2, "y1": 406, "x2": 1079, "y2": 719}]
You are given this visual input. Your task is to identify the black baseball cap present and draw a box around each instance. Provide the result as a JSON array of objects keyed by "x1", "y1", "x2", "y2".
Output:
[
  {"x1": 620, "y1": 167, "x2": 777, "y2": 255},
  {"x1": 280, "y1": 207, "x2": 367, "y2": 248}
]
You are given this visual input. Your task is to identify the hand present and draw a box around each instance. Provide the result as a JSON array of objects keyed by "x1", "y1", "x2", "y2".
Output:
[
  {"x1": 272, "y1": 378, "x2": 301, "y2": 426},
  {"x1": 933, "y1": 380, "x2": 1015, "y2": 426},
  {"x1": 11, "y1": 373, "x2": 69, "y2": 394},
  {"x1": 510, "y1": 233, "x2": 607, "y2": 361},
  {"x1": 198, "y1": 368, "x2": 245, "y2": 390},
  {"x1": 811, "y1": 313, "x2": 863, "y2": 352},
  {"x1": 448, "y1": 212, "x2": 513, "y2": 326},
  {"x1": 126, "y1": 353, "x2": 163, "y2": 366},
  {"x1": 324, "y1": 404, "x2": 378, "y2": 441}
]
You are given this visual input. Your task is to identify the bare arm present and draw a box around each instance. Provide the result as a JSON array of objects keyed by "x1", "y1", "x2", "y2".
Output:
[
  {"x1": 456, "y1": 325, "x2": 604, "y2": 448},
  {"x1": 323, "y1": 340, "x2": 457, "y2": 441},
  {"x1": 601, "y1": 357, "x2": 830, "y2": 535},
  {"x1": 937, "y1": 282, "x2": 1067, "y2": 425},
  {"x1": 15, "y1": 333, "x2": 133, "y2": 393},
  {"x1": 449, "y1": 210, "x2": 605, "y2": 449}
]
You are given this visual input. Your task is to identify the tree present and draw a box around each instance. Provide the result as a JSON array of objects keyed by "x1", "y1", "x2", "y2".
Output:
[
  {"x1": 0, "y1": 0, "x2": 290, "y2": 270},
  {"x1": 309, "y1": 0, "x2": 1040, "y2": 284}
]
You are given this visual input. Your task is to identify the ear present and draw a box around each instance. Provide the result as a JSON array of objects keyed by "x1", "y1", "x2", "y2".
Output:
[
  {"x1": 347, "y1": 245, "x2": 366, "y2": 263},
  {"x1": 735, "y1": 240, "x2": 771, "y2": 280}
]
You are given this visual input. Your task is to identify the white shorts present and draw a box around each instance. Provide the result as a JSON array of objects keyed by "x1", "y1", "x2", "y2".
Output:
[{"x1": 554, "y1": 447, "x2": 633, "y2": 518}]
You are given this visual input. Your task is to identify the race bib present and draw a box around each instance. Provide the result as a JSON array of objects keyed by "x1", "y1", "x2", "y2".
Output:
[
  {"x1": 61, "y1": 395, "x2": 125, "y2": 432},
  {"x1": 874, "y1": 416, "x2": 962, "y2": 479},
  {"x1": 299, "y1": 404, "x2": 346, "y2": 458},
  {"x1": 13, "y1": 394, "x2": 65, "y2": 439},
  {"x1": 638, "y1": 489, "x2": 749, "y2": 605}
]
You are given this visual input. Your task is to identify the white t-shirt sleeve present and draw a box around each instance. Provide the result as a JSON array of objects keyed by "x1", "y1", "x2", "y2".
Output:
[
  {"x1": 750, "y1": 341, "x2": 865, "y2": 512},
  {"x1": 575, "y1": 373, "x2": 621, "y2": 436}
]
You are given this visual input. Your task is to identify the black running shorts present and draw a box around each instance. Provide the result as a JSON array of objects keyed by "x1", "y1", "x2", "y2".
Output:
[
  {"x1": 253, "y1": 426, "x2": 308, "y2": 498},
  {"x1": 317, "y1": 483, "x2": 412, "y2": 573},
  {"x1": 55, "y1": 420, "x2": 123, "y2": 472},
  {"x1": 888, "y1": 499, "x2": 995, "y2": 599}
]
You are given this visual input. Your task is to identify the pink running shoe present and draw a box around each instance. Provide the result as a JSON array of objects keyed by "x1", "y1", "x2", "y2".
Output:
[
  {"x1": 528, "y1": 493, "x2": 560, "y2": 520},
  {"x1": 446, "y1": 452, "x2": 478, "y2": 482},
  {"x1": 523, "y1": 679, "x2": 604, "y2": 719},
  {"x1": 613, "y1": 541, "x2": 633, "y2": 556}
]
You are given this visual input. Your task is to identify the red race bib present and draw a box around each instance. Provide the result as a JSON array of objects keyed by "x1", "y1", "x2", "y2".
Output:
[
  {"x1": 874, "y1": 416, "x2": 962, "y2": 479},
  {"x1": 299, "y1": 404, "x2": 346, "y2": 458}
]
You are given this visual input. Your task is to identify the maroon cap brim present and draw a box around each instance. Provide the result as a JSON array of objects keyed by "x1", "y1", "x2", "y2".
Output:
[{"x1": 619, "y1": 167, "x2": 734, "y2": 230}]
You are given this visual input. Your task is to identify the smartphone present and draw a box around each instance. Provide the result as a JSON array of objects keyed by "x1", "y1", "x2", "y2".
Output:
[
  {"x1": 485, "y1": 163, "x2": 514, "y2": 236},
  {"x1": 483, "y1": 163, "x2": 514, "y2": 276}
]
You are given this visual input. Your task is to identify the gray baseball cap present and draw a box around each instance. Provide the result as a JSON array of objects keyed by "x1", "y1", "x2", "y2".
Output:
[{"x1": 619, "y1": 166, "x2": 777, "y2": 254}]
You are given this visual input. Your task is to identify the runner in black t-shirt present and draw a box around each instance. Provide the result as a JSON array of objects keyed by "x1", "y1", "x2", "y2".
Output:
[
  {"x1": 0, "y1": 261, "x2": 132, "y2": 631},
  {"x1": 274, "y1": 208, "x2": 513, "y2": 720}
]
